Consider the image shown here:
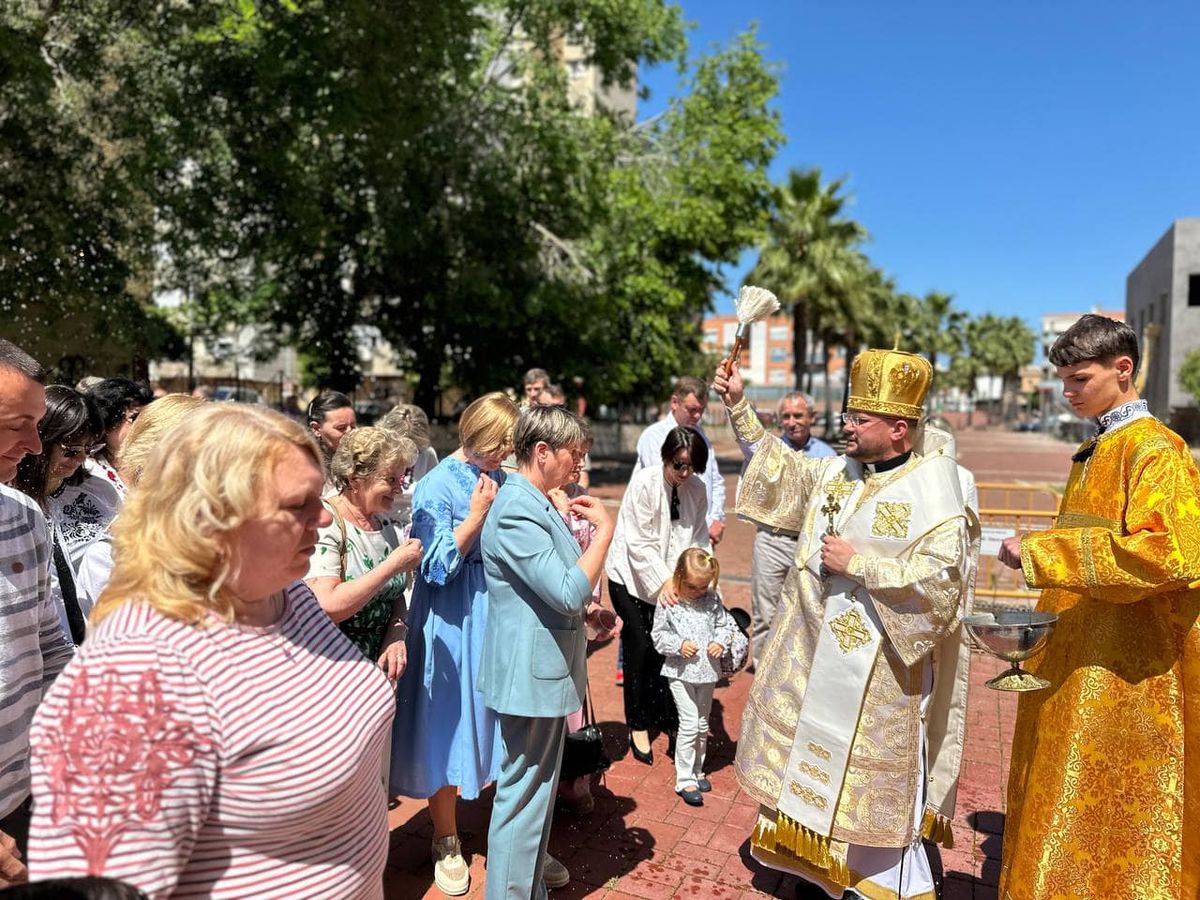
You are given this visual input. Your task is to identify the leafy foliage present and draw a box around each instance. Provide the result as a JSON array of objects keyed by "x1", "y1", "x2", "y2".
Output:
[{"x1": 2, "y1": 0, "x2": 780, "y2": 404}]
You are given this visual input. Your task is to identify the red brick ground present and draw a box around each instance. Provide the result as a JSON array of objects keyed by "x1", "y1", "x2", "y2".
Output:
[{"x1": 385, "y1": 429, "x2": 1069, "y2": 898}]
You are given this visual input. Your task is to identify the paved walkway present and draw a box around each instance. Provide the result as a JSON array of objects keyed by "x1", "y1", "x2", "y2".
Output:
[{"x1": 385, "y1": 429, "x2": 1068, "y2": 898}]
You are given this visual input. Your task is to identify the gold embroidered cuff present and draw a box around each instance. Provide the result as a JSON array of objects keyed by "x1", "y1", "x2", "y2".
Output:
[
  {"x1": 846, "y1": 554, "x2": 865, "y2": 581},
  {"x1": 1019, "y1": 533, "x2": 1038, "y2": 589},
  {"x1": 729, "y1": 397, "x2": 766, "y2": 444}
]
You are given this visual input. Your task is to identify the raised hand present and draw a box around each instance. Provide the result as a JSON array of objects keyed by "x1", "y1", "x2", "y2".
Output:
[
  {"x1": 712, "y1": 360, "x2": 744, "y2": 407},
  {"x1": 469, "y1": 475, "x2": 499, "y2": 520}
]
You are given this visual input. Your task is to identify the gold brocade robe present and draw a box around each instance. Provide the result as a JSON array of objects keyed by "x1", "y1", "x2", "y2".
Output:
[
  {"x1": 1001, "y1": 416, "x2": 1200, "y2": 900},
  {"x1": 729, "y1": 400, "x2": 973, "y2": 871}
]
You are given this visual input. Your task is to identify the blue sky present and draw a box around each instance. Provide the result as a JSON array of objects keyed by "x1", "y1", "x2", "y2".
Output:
[{"x1": 639, "y1": 2, "x2": 1200, "y2": 325}]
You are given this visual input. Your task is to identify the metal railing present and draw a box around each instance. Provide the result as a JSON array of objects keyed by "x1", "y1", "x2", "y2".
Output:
[{"x1": 973, "y1": 482, "x2": 1062, "y2": 605}]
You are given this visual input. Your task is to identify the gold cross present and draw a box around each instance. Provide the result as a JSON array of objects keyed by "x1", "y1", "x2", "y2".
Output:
[{"x1": 820, "y1": 494, "x2": 842, "y2": 535}]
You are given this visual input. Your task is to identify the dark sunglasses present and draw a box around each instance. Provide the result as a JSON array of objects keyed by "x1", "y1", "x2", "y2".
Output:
[
  {"x1": 60, "y1": 442, "x2": 105, "y2": 459},
  {"x1": 669, "y1": 460, "x2": 693, "y2": 472}
]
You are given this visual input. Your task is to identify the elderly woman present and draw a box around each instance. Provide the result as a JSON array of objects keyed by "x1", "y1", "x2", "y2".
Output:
[
  {"x1": 13, "y1": 386, "x2": 104, "y2": 643},
  {"x1": 27, "y1": 405, "x2": 396, "y2": 899},
  {"x1": 69, "y1": 395, "x2": 207, "y2": 611},
  {"x1": 53, "y1": 378, "x2": 153, "y2": 566},
  {"x1": 479, "y1": 406, "x2": 614, "y2": 898},
  {"x1": 377, "y1": 403, "x2": 438, "y2": 532},
  {"x1": 390, "y1": 392, "x2": 517, "y2": 897},
  {"x1": 305, "y1": 427, "x2": 423, "y2": 678},
  {"x1": 605, "y1": 426, "x2": 711, "y2": 764}
]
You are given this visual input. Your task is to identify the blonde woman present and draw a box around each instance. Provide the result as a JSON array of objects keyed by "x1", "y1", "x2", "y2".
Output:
[
  {"x1": 27, "y1": 405, "x2": 396, "y2": 899},
  {"x1": 390, "y1": 392, "x2": 517, "y2": 897},
  {"x1": 305, "y1": 427, "x2": 423, "y2": 678}
]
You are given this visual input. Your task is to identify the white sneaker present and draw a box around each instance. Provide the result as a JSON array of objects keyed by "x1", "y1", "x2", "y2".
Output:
[
  {"x1": 542, "y1": 853, "x2": 570, "y2": 890},
  {"x1": 432, "y1": 835, "x2": 470, "y2": 896}
]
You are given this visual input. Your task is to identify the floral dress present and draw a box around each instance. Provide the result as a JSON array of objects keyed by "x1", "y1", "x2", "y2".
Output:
[
  {"x1": 389, "y1": 457, "x2": 504, "y2": 800},
  {"x1": 307, "y1": 503, "x2": 407, "y2": 661}
]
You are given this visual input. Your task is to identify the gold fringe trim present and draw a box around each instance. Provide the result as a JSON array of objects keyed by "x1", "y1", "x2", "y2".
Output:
[
  {"x1": 920, "y1": 808, "x2": 955, "y2": 849},
  {"x1": 750, "y1": 809, "x2": 849, "y2": 885}
]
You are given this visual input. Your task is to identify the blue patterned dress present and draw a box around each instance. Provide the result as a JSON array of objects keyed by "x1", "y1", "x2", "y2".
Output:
[{"x1": 390, "y1": 457, "x2": 504, "y2": 799}]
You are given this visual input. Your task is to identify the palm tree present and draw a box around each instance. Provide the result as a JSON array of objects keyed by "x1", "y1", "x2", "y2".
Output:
[{"x1": 749, "y1": 168, "x2": 867, "y2": 394}]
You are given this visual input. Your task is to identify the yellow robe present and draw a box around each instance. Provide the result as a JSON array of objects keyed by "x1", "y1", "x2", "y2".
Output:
[{"x1": 1001, "y1": 416, "x2": 1200, "y2": 899}]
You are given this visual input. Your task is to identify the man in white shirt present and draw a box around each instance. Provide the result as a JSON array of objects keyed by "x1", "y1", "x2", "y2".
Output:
[{"x1": 632, "y1": 377, "x2": 725, "y2": 546}]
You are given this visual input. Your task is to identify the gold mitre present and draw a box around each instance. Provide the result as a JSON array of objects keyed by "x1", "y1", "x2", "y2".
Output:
[{"x1": 847, "y1": 348, "x2": 933, "y2": 420}]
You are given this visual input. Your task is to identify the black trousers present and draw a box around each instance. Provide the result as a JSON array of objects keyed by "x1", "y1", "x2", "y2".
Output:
[{"x1": 609, "y1": 579, "x2": 677, "y2": 734}]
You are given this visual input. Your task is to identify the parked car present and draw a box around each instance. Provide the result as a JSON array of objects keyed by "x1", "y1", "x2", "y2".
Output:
[{"x1": 212, "y1": 386, "x2": 264, "y2": 405}]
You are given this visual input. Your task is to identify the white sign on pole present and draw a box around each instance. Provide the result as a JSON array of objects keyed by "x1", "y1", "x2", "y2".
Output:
[{"x1": 980, "y1": 526, "x2": 1016, "y2": 557}]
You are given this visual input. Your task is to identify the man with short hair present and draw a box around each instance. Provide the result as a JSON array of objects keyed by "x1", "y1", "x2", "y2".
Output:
[
  {"x1": 733, "y1": 392, "x2": 835, "y2": 662},
  {"x1": 714, "y1": 350, "x2": 976, "y2": 900},
  {"x1": 633, "y1": 377, "x2": 726, "y2": 545},
  {"x1": 521, "y1": 368, "x2": 549, "y2": 408},
  {"x1": 997, "y1": 314, "x2": 1200, "y2": 899},
  {"x1": 0, "y1": 340, "x2": 72, "y2": 888}
]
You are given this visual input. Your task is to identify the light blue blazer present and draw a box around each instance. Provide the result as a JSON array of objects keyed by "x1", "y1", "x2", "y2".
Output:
[{"x1": 478, "y1": 474, "x2": 594, "y2": 718}]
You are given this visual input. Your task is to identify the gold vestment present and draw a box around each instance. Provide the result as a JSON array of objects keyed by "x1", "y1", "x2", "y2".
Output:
[
  {"x1": 728, "y1": 400, "x2": 973, "y2": 894},
  {"x1": 1001, "y1": 416, "x2": 1200, "y2": 899}
]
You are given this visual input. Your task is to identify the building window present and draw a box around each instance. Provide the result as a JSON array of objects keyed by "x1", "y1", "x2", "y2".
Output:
[
  {"x1": 769, "y1": 370, "x2": 789, "y2": 385},
  {"x1": 769, "y1": 325, "x2": 790, "y2": 341},
  {"x1": 770, "y1": 347, "x2": 789, "y2": 363},
  {"x1": 704, "y1": 330, "x2": 718, "y2": 346},
  {"x1": 1189, "y1": 275, "x2": 1200, "y2": 307}
]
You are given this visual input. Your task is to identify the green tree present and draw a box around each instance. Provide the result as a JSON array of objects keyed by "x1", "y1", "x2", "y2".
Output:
[
  {"x1": 1178, "y1": 348, "x2": 1200, "y2": 404},
  {"x1": 959, "y1": 313, "x2": 1035, "y2": 418},
  {"x1": 21, "y1": 0, "x2": 777, "y2": 406},
  {"x1": 749, "y1": 167, "x2": 867, "y2": 393},
  {"x1": 0, "y1": 8, "x2": 182, "y2": 377}
]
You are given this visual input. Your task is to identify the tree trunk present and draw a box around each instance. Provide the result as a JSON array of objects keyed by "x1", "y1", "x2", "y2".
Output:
[
  {"x1": 821, "y1": 339, "x2": 833, "y2": 437},
  {"x1": 792, "y1": 298, "x2": 809, "y2": 391}
]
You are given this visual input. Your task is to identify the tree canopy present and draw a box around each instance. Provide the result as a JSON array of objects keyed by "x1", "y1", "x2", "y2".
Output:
[{"x1": 1, "y1": 0, "x2": 782, "y2": 402}]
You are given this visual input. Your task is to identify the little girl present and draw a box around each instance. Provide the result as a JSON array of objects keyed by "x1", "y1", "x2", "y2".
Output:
[{"x1": 651, "y1": 548, "x2": 740, "y2": 806}]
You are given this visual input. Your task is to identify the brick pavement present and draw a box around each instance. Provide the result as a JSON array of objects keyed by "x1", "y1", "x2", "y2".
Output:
[{"x1": 385, "y1": 429, "x2": 1068, "y2": 899}]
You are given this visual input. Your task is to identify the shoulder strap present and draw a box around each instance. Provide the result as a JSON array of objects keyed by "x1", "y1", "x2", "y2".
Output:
[{"x1": 328, "y1": 499, "x2": 349, "y2": 582}]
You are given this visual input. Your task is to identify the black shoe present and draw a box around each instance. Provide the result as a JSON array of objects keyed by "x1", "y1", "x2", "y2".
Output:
[
  {"x1": 676, "y1": 786, "x2": 704, "y2": 806},
  {"x1": 666, "y1": 732, "x2": 676, "y2": 760},
  {"x1": 629, "y1": 736, "x2": 653, "y2": 765},
  {"x1": 696, "y1": 778, "x2": 712, "y2": 793}
]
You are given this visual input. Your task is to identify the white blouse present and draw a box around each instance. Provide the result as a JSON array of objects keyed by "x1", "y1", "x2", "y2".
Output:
[{"x1": 605, "y1": 465, "x2": 710, "y2": 602}]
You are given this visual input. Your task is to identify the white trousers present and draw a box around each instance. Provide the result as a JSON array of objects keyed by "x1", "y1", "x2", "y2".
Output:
[{"x1": 668, "y1": 679, "x2": 715, "y2": 791}]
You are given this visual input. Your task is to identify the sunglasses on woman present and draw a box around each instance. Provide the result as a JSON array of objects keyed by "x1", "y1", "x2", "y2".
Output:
[
  {"x1": 60, "y1": 442, "x2": 105, "y2": 459},
  {"x1": 669, "y1": 460, "x2": 693, "y2": 472}
]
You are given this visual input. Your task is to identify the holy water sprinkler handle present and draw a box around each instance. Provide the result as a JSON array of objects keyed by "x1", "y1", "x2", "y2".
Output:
[{"x1": 723, "y1": 322, "x2": 751, "y2": 377}]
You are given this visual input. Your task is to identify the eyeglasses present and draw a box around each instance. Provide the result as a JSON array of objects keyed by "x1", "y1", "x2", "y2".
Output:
[
  {"x1": 60, "y1": 442, "x2": 105, "y2": 459},
  {"x1": 669, "y1": 460, "x2": 693, "y2": 472},
  {"x1": 840, "y1": 413, "x2": 878, "y2": 428}
]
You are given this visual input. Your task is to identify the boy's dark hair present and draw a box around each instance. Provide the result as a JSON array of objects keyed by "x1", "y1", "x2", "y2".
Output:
[
  {"x1": 0, "y1": 339, "x2": 46, "y2": 383},
  {"x1": 1048, "y1": 314, "x2": 1140, "y2": 374},
  {"x1": 660, "y1": 425, "x2": 709, "y2": 473}
]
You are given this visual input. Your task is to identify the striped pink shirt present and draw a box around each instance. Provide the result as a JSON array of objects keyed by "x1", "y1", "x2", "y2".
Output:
[{"x1": 27, "y1": 581, "x2": 395, "y2": 899}]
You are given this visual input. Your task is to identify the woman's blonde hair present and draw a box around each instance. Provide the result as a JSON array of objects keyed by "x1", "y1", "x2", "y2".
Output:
[
  {"x1": 378, "y1": 403, "x2": 432, "y2": 451},
  {"x1": 671, "y1": 547, "x2": 721, "y2": 598},
  {"x1": 91, "y1": 404, "x2": 323, "y2": 627},
  {"x1": 458, "y1": 392, "x2": 518, "y2": 456},
  {"x1": 116, "y1": 394, "x2": 207, "y2": 487},
  {"x1": 328, "y1": 426, "x2": 418, "y2": 492}
]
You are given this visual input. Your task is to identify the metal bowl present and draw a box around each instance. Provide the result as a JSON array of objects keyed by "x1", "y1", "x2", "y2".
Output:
[
  {"x1": 964, "y1": 610, "x2": 1058, "y2": 691},
  {"x1": 964, "y1": 610, "x2": 1058, "y2": 662}
]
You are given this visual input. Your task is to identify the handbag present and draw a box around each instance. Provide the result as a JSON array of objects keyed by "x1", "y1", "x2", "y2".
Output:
[
  {"x1": 560, "y1": 686, "x2": 610, "y2": 780},
  {"x1": 719, "y1": 606, "x2": 751, "y2": 679}
]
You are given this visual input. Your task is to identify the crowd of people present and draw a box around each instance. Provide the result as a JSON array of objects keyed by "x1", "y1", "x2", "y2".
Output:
[{"x1": 0, "y1": 311, "x2": 1197, "y2": 900}]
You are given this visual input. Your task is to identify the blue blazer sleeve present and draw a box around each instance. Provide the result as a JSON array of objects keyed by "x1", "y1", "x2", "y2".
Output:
[{"x1": 491, "y1": 503, "x2": 592, "y2": 616}]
